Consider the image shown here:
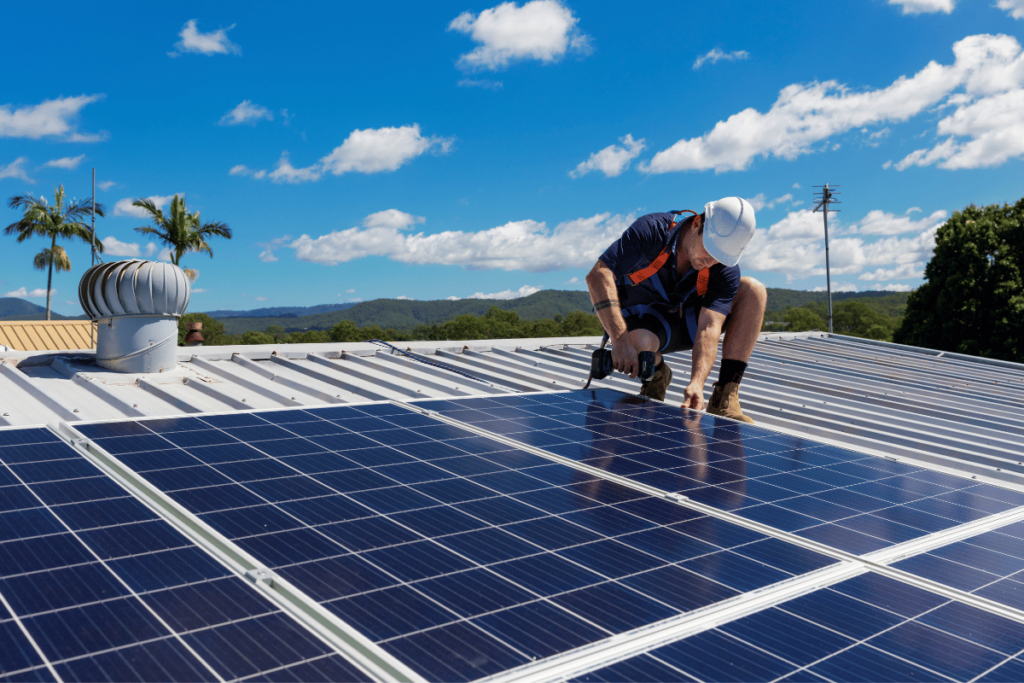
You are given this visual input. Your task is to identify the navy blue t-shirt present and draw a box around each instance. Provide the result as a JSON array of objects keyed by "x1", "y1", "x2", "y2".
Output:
[{"x1": 600, "y1": 212, "x2": 740, "y2": 344}]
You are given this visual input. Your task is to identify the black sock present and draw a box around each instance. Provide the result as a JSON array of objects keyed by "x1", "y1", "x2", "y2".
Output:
[{"x1": 719, "y1": 359, "x2": 747, "y2": 385}]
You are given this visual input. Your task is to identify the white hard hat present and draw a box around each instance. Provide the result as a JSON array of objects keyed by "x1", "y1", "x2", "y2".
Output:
[{"x1": 702, "y1": 197, "x2": 756, "y2": 267}]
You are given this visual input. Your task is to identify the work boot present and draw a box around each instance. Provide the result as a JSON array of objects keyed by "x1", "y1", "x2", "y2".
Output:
[
  {"x1": 639, "y1": 361, "x2": 672, "y2": 401},
  {"x1": 707, "y1": 381, "x2": 754, "y2": 424}
]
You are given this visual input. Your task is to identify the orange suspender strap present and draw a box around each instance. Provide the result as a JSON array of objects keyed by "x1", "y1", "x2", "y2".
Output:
[
  {"x1": 696, "y1": 267, "x2": 710, "y2": 297},
  {"x1": 626, "y1": 209, "x2": 704, "y2": 289}
]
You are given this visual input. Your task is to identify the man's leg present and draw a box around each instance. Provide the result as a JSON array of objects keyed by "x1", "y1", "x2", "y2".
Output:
[{"x1": 708, "y1": 277, "x2": 767, "y2": 422}]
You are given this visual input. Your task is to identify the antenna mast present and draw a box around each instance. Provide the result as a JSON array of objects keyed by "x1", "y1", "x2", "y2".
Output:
[{"x1": 812, "y1": 183, "x2": 841, "y2": 334}]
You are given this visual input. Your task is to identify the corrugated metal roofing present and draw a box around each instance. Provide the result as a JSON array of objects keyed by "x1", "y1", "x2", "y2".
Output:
[
  {"x1": 0, "y1": 319, "x2": 95, "y2": 351},
  {"x1": 1, "y1": 331, "x2": 1021, "y2": 489}
]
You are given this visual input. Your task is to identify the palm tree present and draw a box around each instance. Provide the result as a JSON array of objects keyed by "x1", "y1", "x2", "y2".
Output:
[
  {"x1": 5, "y1": 185, "x2": 105, "y2": 320},
  {"x1": 133, "y1": 194, "x2": 231, "y2": 281}
]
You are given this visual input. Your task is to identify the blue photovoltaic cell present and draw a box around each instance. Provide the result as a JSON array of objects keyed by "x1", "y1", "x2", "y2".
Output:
[
  {"x1": 79, "y1": 401, "x2": 838, "y2": 682},
  {"x1": 577, "y1": 571, "x2": 1024, "y2": 682},
  {"x1": 411, "y1": 389, "x2": 1024, "y2": 554},
  {"x1": 892, "y1": 520, "x2": 1024, "y2": 608},
  {"x1": 0, "y1": 427, "x2": 369, "y2": 683}
]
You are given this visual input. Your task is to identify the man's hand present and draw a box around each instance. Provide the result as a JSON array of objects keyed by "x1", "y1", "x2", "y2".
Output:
[
  {"x1": 611, "y1": 335, "x2": 640, "y2": 378},
  {"x1": 681, "y1": 383, "x2": 705, "y2": 411}
]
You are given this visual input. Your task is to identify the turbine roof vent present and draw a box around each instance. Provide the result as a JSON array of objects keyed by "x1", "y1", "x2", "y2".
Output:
[{"x1": 79, "y1": 260, "x2": 190, "y2": 319}]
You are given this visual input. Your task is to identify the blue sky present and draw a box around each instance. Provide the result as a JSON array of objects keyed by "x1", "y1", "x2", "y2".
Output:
[{"x1": 3, "y1": 0, "x2": 1023, "y2": 315}]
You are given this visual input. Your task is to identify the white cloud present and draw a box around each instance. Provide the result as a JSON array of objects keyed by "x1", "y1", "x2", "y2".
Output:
[
  {"x1": 997, "y1": 0, "x2": 1024, "y2": 19},
  {"x1": 645, "y1": 34, "x2": 1024, "y2": 173},
  {"x1": 255, "y1": 296, "x2": 268, "y2": 301},
  {"x1": 747, "y1": 192, "x2": 796, "y2": 211},
  {"x1": 191, "y1": 288, "x2": 207, "y2": 293},
  {"x1": 889, "y1": 0, "x2": 955, "y2": 13},
  {"x1": 171, "y1": 19, "x2": 240, "y2": 57},
  {"x1": 97, "y1": 180, "x2": 117, "y2": 191},
  {"x1": 458, "y1": 79, "x2": 504, "y2": 90},
  {"x1": 470, "y1": 285, "x2": 542, "y2": 299},
  {"x1": 693, "y1": 48, "x2": 750, "y2": 70},
  {"x1": 320, "y1": 125, "x2": 453, "y2": 176},
  {"x1": 570, "y1": 134, "x2": 646, "y2": 178},
  {"x1": 852, "y1": 209, "x2": 947, "y2": 236},
  {"x1": 793, "y1": 183, "x2": 801, "y2": 189},
  {"x1": 396, "y1": 295, "x2": 413, "y2": 300},
  {"x1": 257, "y1": 236, "x2": 291, "y2": 263},
  {"x1": 42, "y1": 154, "x2": 85, "y2": 170},
  {"x1": 869, "y1": 283, "x2": 914, "y2": 292},
  {"x1": 446, "y1": 296, "x2": 461, "y2": 301},
  {"x1": 0, "y1": 95, "x2": 105, "y2": 141},
  {"x1": 101, "y1": 237, "x2": 158, "y2": 257},
  {"x1": 219, "y1": 100, "x2": 272, "y2": 126},
  {"x1": 229, "y1": 164, "x2": 253, "y2": 176},
  {"x1": 348, "y1": 298, "x2": 362, "y2": 303},
  {"x1": 4, "y1": 287, "x2": 53, "y2": 298},
  {"x1": 859, "y1": 263, "x2": 926, "y2": 280},
  {"x1": 0, "y1": 157, "x2": 32, "y2": 183},
  {"x1": 113, "y1": 195, "x2": 176, "y2": 218},
  {"x1": 253, "y1": 125, "x2": 452, "y2": 184},
  {"x1": 742, "y1": 208, "x2": 941, "y2": 282},
  {"x1": 287, "y1": 210, "x2": 634, "y2": 272},
  {"x1": 345, "y1": 289, "x2": 355, "y2": 294},
  {"x1": 813, "y1": 283, "x2": 858, "y2": 292},
  {"x1": 449, "y1": 0, "x2": 591, "y2": 71},
  {"x1": 564, "y1": 276, "x2": 579, "y2": 284},
  {"x1": 156, "y1": 247, "x2": 172, "y2": 262}
]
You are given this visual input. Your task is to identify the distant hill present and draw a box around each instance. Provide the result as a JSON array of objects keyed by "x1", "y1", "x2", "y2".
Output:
[
  {"x1": 0, "y1": 298, "x2": 74, "y2": 321},
  {"x1": 203, "y1": 302, "x2": 358, "y2": 319},
  {"x1": 215, "y1": 288, "x2": 913, "y2": 336},
  {"x1": 220, "y1": 290, "x2": 594, "y2": 335}
]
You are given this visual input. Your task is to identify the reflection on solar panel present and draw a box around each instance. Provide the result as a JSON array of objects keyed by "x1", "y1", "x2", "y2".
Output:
[
  {"x1": 577, "y1": 572, "x2": 1024, "y2": 682},
  {"x1": 0, "y1": 427, "x2": 370, "y2": 682},
  {"x1": 412, "y1": 389, "x2": 1024, "y2": 555},
  {"x1": 75, "y1": 400, "x2": 840, "y2": 682}
]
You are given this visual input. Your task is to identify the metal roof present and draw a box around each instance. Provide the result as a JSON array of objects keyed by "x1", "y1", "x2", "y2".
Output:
[
  {"x1": 1, "y1": 331, "x2": 1021, "y2": 490},
  {"x1": 0, "y1": 319, "x2": 95, "y2": 352}
]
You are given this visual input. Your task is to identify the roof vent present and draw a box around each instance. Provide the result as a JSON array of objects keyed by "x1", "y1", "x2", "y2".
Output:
[{"x1": 79, "y1": 260, "x2": 190, "y2": 373}]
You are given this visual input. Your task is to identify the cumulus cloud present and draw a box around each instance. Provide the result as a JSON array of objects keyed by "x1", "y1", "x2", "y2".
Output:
[
  {"x1": 471, "y1": 285, "x2": 543, "y2": 299},
  {"x1": 449, "y1": 0, "x2": 591, "y2": 71},
  {"x1": 113, "y1": 195, "x2": 176, "y2": 218},
  {"x1": 286, "y1": 210, "x2": 634, "y2": 272},
  {"x1": 219, "y1": 100, "x2": 272, "y2": 126},
  {"x1": 244, "y1": 125, "x2": 452, "y2": 184},
  {"x1": 645, "y1": 34, "x2": 1024, "y2": 173},
  {"x1": 997, "y1": 0, "x2": 1024, "y2": 19},
  {"x1": 564, "y1": 276, "x2": 579, "y2": 284},
  {"x1": 889, "y1": 0, "x2": 955, "y2": 13},
  {"x1": 257, "y1": 236, "x2": 292, "y2": 263},
  {"x1": 396, "y1": 295, "x2": 413, "y2": 300},
  {"x1": 42, "y1": 155, "x2": 85, "y2": 170},
  {"x1": 693, "y1": 48, "x2": 750, "y2": 70},
  {"x1": 254, "y1": 296, "x2": 268, "y2": 301},
  {"x1": 170, "y1": 19, "x2": 240, "y2": 57},
  {"x1": 570, "y1": 134, "x2": 646, "y2": 178},
  {"x1": 747, "y1": 193, "x2": 797, "y2": 211},
  {"x1": 4, "y1": 287, "x2": 53, "y2": 298},
  {"x1": 97, "y1": 180, "x2": 117, "y2": 191},
  {"x1": 859, "y1": 264, "x2": 925, "y2": 280},
  {"x1": 0, "y1": 157, "x2": 33, "y2": 183},
  {"x1": 101, "y1": 237, "x2": 158, "y2": 258},
  {"x1": 0, "y1": 95, "x2": 105, "y2": 141},
  {"x1": 742, "y1": 207, "x2": 943, "y2": 283},
  {"x1": 458, "y1": 79, "x2": 504, "y2": 90}
]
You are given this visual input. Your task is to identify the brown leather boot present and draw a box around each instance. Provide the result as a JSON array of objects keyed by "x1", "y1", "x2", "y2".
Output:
[
  {"x1": 639, "y1": 361, "x2": 672, "y2": 401},
  {"x1": 707, "y1": 381, "x2": 754, "y2": 423}
]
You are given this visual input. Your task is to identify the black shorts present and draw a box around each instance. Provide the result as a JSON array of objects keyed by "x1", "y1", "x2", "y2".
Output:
[{"x1": 623, "y1": 305, "x2": 731, "y2": 354}]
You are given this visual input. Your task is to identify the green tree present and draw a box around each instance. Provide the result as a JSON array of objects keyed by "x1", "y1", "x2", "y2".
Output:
[
  {"x1": 5, "y1": 185, "x2": 105, "y2": 320},
  {"x1": 832, "y1": 301, "x2": 897, "y2": 340},
  {"x1": 288, "y1": 330, "x2": 329, "y2": 343},
  {"x1": 559, "y1": 310, "x2": 603, "y2": 336},
  {"x1": 132, "y1": 194, "x2": 232, "y2": 280},
  {"x1": 783, "y1": 307, "x2": 827, "y2": 332},
  {"x1": 328, "y1": 320, "x2": 361, "y2": 342},
  {"x1": 895, "y1": 199, "x2": 1024, "y2": 361},
  {"x1": 240, "y1": 330, "x2": 275, "y2": 345},
  {"x1": 178, "y1": 313, "x2": 226, "y2": 345}
]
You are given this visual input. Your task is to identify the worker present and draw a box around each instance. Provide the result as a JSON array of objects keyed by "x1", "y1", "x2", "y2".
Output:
[{"x1": 585, "y1": 197, "x2": 766, "y2": 423}]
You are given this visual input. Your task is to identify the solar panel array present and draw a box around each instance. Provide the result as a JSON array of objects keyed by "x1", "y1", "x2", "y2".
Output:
[
  {"x1": 3, "y1": 387, "x2": 1024, "y2": 682},
  {"x1": 0, "y1": 427, "x2": 370, "y2": 682}
]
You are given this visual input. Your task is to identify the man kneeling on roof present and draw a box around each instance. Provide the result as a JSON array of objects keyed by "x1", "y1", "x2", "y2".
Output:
[{"x1": 585, "y1": 197, "x2": 766, "y2": 423}]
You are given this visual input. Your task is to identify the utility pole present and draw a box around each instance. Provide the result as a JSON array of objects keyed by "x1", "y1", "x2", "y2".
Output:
[
  {"x1": 813, "y1": 184, "x2": 840, "y2": 334},
  {"x1": 91, "y1": 168, "x2": 98, "y2": 350}
]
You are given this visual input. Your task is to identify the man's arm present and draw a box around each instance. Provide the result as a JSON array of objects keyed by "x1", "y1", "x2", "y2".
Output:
[
  {"x1": 585, "y1": 260, "x2": 640, "y2": 377},
  {"x1": 682, "y1": 308, "x2": 727, "y2": 410}
]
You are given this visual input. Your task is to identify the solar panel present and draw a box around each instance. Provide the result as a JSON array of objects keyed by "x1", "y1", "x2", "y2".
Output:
[
  {"x1": 575, "y1": 572, "x2": 1024, "y2": 682},
  {"x1": 75, "y1": 401, "x2": 841, "y2": 682},
  {"x1": 411, "y1": 389, "x2": 1024, "y2": 555},
  {"x1": 0, "y1": 426, "x2": 370, "y2": 682}
]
